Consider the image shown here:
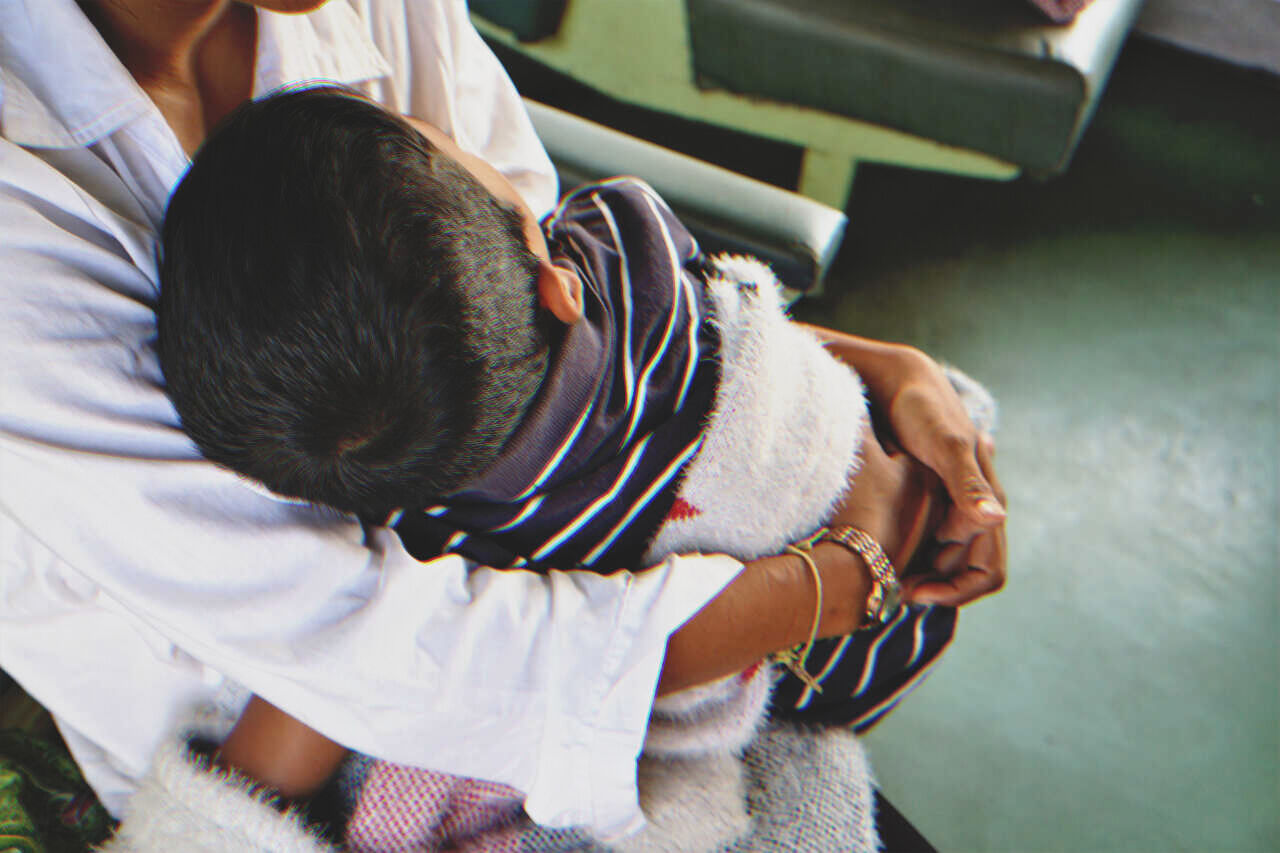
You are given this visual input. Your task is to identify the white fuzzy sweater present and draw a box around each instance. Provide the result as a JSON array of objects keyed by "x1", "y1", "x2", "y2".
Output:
[
  {"x1": 611, "y1": 255, "x2": 870, "y2": 852},
  {"x1": 642, "y1": 254, "x2": 869, "y2": 755}
]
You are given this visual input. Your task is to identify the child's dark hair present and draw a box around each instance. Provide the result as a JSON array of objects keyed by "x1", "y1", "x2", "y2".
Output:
[{"x1": 158, "y1": 86, "x2": 547, "y2": 521}]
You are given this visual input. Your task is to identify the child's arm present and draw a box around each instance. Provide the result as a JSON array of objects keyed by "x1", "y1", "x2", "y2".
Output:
[{"x1": 215, "y1": 696, "x2": 348, "y2": 801}]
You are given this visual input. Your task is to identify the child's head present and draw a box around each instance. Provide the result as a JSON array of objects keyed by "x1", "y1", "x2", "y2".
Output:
[{"x1": 159, "y1": 87, "x2": 581, "y2": 521}]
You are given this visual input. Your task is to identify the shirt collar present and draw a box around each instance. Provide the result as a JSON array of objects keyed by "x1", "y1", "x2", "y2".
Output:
[
  {"x1": 0, "y1": 0, "x2": 392, "y2": 150},
  {"x1": 253, "y1": 2, "x2": 392, "y2": 97},
  {"x1": 0, "y1": 0, "x2": 153, "y2": 148}
]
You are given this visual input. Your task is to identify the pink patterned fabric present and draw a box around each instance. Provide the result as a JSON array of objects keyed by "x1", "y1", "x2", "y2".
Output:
[
  {"x1": 345, "y1": 762, "x2": 525, "y2": 852},
  {"x1": 1026, "y1": 0, "x2": 1094, "y2": 23}
]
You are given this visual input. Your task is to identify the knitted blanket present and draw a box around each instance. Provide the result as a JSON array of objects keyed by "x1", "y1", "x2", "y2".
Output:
[{"x1": 96, "y1": 719, "x2": 878, "y2": 853}]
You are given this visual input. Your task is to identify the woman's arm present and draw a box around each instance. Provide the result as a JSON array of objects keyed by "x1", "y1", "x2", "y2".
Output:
[
  {"x1": 212, "y1": 538, "x2": 872, "y2": 800},
  {"x1": 799, "y1": 325, "x2": 1006, "y2": 525},
  {"x1": 217, "y1": 420, "x2": 942, "y2": 791},
  {"x1": 659, "y1": 422, "x2": 941, "y2": 694},
  {"x1": 801, "y1": 324, "x2": 1008, "y2": 606}
]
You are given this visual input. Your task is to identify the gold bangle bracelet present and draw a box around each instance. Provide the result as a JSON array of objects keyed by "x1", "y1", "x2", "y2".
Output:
[{"x1": 770, "y1": 534, "x2": 825, "y2": 694}]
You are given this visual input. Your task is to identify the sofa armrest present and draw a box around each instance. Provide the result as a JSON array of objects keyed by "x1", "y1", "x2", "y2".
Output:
[{"x1": 525, "y1": 99, "x2": 847, "y2": 294}]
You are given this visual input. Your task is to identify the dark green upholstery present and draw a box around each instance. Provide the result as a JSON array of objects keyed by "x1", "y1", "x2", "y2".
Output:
[
  {"x1": 686, "y1": 0, "x2": 1143, "y2": 174},
  {"x1": 470, "y1": 0, "x2": 568, "y2": 42},
  {"x1": 526, "y1": 100, "x2": 848, "y2": 294}
]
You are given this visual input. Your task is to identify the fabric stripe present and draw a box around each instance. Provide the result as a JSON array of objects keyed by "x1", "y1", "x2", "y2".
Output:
[
  {"x1": 793, "y1": 633, "x2": 854, "y2": 712},
  {"x1": 906, "y1": 606, "x2": 929, "y2": 669},
  {"x1": 545, "y1": 175, "x2": 637, "y2": 230},
  {"x1": 513, "y1": 397, "x2": 595, "y2": 502},
  {"x1": 530, "y1": 434, "x2": 654, "y2": 562},
  {"x1": 850, "y1": 647, "x2": 950, "y2": 733},
  {"x1": 851, "y1": 606, "x2": 911, "y2": 697},
  {"x1": 642, "y1": 192, "x2": 702, "y2": 413},
  {"x1": 620, "y1": 216, "x2": 684, "y2": 447},
  {"x1": 580, "y1": 435, "x2": 704, "y2": 566},
  {"x1": 676, "y1": 266, "x2": 701, "y2": 412},
  {"x1": 593, "y1": 195, "x2": 636, "y2": 417},
  {"x1": 490, "y1": 494, "x2": 546, "y2": 533}
]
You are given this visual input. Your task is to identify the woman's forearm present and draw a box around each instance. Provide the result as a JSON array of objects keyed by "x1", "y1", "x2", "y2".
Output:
[
  {"x1": 659, "y1": 413, "x2": 952, "y2": 697},
  {"x1": 657, "y1": 542, "x2": 870, "y2": 695},
  {"x1": 801, "y1": 323, "x2": 1008, "y2": 535},
  {"x1": 213, "y1": 544, "x2": 878, "y2": 795},
  {"x1": 212, "y1": 548, "x2": 872, "y2": 799},
  {"x1": 798, "y1": 323, "x2": 924, "y2": 408}
]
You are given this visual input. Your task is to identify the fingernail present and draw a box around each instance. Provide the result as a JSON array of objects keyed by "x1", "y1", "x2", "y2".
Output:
[{"x1": 976, "y1": 498, "x2": 1005, "y2": 520}]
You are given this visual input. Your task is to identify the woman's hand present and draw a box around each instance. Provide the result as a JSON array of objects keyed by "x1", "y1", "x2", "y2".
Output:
[
  {"x1": 660, "y1": 422, "x2": 1002, "y2": 695},
  {"x1": 830, "y1": 425, "x2": 943, "y2": 573},
  {"x1": 801, "y1": 325, "x2": 1006, "y2": 529},
  {"x1": 903, "y1": 432, "x2": 1007, "y2": 606},
  {"x1": 833, "y1": 427, "x2": 1006, "y2": 607}
]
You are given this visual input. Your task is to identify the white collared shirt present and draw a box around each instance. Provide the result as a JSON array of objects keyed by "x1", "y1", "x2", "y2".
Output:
[{"x1": 0, "y1": 0, "x2": 741, "y2": 835}]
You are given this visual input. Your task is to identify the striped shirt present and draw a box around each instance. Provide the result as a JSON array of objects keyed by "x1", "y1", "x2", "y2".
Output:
[{"x1": 394, "y1": 178, "x2": 720, "y2": 572}]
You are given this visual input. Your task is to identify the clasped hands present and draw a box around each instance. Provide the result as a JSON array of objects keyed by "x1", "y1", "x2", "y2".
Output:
[{"x1": 821, "y1": 335, "x2": 1008, "y2": 608}]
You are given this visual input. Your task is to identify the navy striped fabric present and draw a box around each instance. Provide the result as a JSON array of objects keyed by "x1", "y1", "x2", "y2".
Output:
[
  {"x1": 772, "y1": 604, "x2": 956, "y2": 732},
  {"x1": 394, "y1": 179, "x2": 720, "y2": 572},
  {"x1": 394, "y1": 178, "x2": 953, "y2": 731}
]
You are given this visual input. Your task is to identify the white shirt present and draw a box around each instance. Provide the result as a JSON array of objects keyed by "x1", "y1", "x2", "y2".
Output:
[{"x1": 0, "y1": 0, "x2": 741, "y2": 835}]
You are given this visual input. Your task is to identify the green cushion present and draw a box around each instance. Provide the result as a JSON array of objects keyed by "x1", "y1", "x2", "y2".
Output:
[
  {"x1": 470, "y1": 0, "x2": 568, "y2": 42},
  {"x1": 525, "y1": 100, "x2": 848, "y2": 293},
  {"x1": 686, "y1": 0, "x2": 1143, "y2": 173}
]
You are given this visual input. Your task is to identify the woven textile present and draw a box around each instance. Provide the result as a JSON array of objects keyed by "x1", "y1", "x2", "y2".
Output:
[
  {"x1": 513, "y1": 723, "x2": 879, "y2": 853},
  {"x1": 345, "y1": 761, "x2": 523, "y2": 853}
]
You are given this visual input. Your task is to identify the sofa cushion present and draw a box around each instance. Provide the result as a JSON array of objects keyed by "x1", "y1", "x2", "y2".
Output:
[
  {"x1": 470, "y1": 0, "x2": 568, "y2": 42},
  {"x1": 686, "y1": 0, "x2": 1143, "y2": 173}
]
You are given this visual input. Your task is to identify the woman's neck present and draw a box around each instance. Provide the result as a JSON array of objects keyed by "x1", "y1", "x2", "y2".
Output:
[{"x1": 78, "y1": 0, "x2": 256, "y2": 154}]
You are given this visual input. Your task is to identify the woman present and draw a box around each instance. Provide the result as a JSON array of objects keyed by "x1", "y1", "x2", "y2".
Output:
[{"x1": 0, "y1": 0, "x2": 1006, "y2": 844}]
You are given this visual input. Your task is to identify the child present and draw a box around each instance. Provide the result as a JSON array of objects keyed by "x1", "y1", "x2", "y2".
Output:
[{"x1": 156, "y1": 87, "x2": 991, "y2": 851}]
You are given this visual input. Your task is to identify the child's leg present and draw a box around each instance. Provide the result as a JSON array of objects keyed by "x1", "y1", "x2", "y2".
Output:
[{"x1": 215, "y1": 696, "x2": 348, "y2": 801}]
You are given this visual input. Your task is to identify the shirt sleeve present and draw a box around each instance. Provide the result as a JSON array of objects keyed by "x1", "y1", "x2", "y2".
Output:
[{"x1": 0, "y1": 140, "x2": 741, "y2": 832}]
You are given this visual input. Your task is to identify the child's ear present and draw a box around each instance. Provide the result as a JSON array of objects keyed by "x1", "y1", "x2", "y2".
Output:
[{"x1": 536, "y1": 260, "x2": 583, "y2": 325}]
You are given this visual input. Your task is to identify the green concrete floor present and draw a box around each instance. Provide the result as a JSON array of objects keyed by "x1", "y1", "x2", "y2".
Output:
[
  {"x1": 491, "y1": 29, "x2": 1278, "y2": 852},
  {"x1": 792, "y1": 39, "x2": 1280, "y2": 853}
]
